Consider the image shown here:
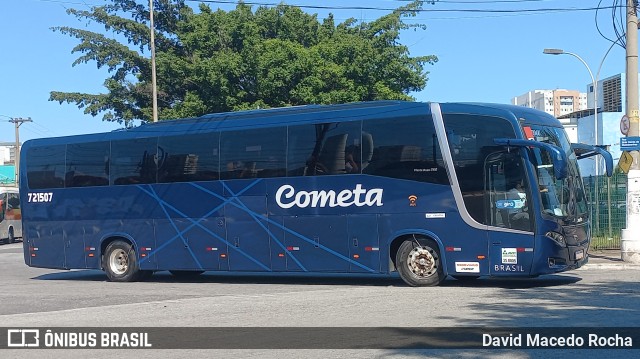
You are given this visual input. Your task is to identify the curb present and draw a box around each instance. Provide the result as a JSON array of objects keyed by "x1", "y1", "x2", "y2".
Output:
[{"x1": 577, "y1": 263, "x2": 640, "y2": 270}]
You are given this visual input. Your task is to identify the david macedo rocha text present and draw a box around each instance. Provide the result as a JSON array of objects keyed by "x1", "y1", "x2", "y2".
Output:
[{"x1": 483, "y1": 333, "x2": 633, "y2": 348}]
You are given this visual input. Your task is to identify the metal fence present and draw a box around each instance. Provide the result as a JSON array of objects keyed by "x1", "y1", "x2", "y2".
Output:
[{"x1": 583, "y1": 173, "x2": 627, "y2": 249}]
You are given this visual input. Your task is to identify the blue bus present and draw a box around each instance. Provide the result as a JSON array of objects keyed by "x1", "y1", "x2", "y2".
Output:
[{"x1": 19, "y1": 101, "x2": 612, "y2": 286}]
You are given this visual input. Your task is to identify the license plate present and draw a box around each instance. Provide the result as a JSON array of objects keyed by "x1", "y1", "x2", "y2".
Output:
[{"x1": 575, "y1": 249, "x2": 584, "y2": 260}]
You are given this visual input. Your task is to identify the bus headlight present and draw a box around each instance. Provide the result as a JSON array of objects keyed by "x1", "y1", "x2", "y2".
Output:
[{"x1": 545, "y1": 231, "x2": 566, "y2": 247}]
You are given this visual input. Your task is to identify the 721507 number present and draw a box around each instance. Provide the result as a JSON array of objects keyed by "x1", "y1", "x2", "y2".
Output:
[{"x1": 28, "y1": 192, "x2": 53, "y2": 203}]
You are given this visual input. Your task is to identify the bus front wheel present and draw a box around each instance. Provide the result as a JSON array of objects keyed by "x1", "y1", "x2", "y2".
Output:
[
  {"x1": 396, "y1": 237, "x2": 445, "y2": 287},
  {"x1": 103, "y1": 240, "x2": 144, "y2": 282}
]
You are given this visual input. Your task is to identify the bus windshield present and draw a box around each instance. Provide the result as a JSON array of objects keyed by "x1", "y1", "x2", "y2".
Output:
[{"x1": 526, "y1": 125, "x2": 587, "y2": 222}]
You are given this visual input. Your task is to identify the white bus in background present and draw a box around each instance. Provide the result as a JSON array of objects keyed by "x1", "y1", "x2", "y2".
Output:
[{"x1": 0, "y1": 186, "x2": 22, "y2": 244}]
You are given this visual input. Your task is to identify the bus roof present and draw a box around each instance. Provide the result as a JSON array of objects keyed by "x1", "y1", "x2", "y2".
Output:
[
  {"x1": 439, "y1": 102, "x2": 563, "y2": 128},
  {"x1": 24, "y1": 101, "x2": 560, "y2": 147},
  {"x1": 25, "y1": 101, "x2": 428, "y2": 146}
]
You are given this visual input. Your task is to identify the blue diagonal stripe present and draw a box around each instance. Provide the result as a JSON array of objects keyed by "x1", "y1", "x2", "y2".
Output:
[
  {"x1": 195, "y1": 182, "x2": 376, "y2": 273},
  {"x1": 136, "y1": 183, "x2": 271, "y2": 271}
]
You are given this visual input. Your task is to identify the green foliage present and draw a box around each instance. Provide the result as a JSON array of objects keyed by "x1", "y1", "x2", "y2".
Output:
[{"x1": 50, "y1": 0, "x2": 438, "y2": 124}]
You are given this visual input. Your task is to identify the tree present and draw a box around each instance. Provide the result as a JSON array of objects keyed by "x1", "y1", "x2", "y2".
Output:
[{"x1": 50, "y1": 0, "x2": 438, "y2": 124}]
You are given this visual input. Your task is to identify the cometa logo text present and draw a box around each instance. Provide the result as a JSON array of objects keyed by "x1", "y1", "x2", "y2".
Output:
[{"x1": 275, "y1": 184, "x2": 383, "y2": 209}]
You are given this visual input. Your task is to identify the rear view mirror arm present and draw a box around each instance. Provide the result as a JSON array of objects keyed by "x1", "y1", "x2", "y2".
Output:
[{"x1": 494, "y1": 138, "x2": 568, "y2": 179}]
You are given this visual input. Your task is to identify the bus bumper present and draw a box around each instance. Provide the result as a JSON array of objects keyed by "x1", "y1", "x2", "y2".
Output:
[{"x1": 545, "y1": 245, "x2": 589, "y2": 273}]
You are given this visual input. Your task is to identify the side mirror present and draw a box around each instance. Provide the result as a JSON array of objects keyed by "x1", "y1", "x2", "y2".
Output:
[
  {"x1": 570, "y1": 143, "x2": 614, "y2": 177},
  {"x1": 494, "y1": 138, "x2": 568, "y2": 179}
]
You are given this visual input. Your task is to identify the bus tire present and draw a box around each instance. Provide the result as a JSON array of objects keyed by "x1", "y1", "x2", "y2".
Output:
[
  {"x1": 8, "y1": 228, "x2": 15, "y2": 244},
  {"x1": 396, "y1": 237, "x2": 445, "y2": 287},
  {"x1": 170, "y1": 270, "x2": 205, "y2": 278},
  {"x1": 103, "y1": 240, "x2": 143, "y2": 282}
]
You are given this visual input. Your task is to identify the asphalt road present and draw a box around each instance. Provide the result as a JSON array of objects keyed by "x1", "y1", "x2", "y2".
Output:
[{"x1": 1, "y1": 241, "x2": 639, "y2": 358}]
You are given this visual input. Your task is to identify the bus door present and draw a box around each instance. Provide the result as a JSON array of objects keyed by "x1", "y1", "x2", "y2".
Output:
[{"x1": 484, "y1": 151, "x2": 536, "y2": 276}]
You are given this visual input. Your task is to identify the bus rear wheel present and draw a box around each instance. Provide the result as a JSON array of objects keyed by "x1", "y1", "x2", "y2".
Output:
[
  {"x1": 103, "y1": 240, "x2": 143, "y2": 282},
  {"x1": 396, "y1": 237, "x2": 445, "y2": 287}
]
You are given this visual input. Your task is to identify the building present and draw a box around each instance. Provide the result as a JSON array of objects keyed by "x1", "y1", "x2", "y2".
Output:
[
  {"x1": 0, "y1": 142, "x2": 14, "y2": 165},
  {"x1": 0, "y1": 142, "x2": 16, "y2": 184},
  {"x1": 512, "y1": 89, "x2": 588, "y2": 118}
]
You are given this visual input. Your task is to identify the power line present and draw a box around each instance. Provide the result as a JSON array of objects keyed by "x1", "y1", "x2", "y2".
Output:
[
  {"x1": 186, "y1": 0, "x2": 623, "y2": 14},
  {"x1": 31, "y1": 0, "x2": 102, "y2": 6}
]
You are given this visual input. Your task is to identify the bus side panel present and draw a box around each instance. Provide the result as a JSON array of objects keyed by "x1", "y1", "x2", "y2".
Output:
[
  {"x1": 64, "y1": 223, "x2": 86, "y2": 269},
  {"x1": 154, "y1": 219, "x2": 205, "y2": 271},
  {"x1": 283, "y1": 215, "x2": 350, "y2": 272},
  {"x1": 83, "y1": 223, "x2": 103, "y2": 270},
  {"x1": 488, "y1": 231, "x2": 535, "y2": 276},
  {"x1": 446, "y1": 226, "x2": 490, "y2": 276},
  {"x1": 149, "y1": 182, "x2": 228, "y2": 271},
  {"x1": 188, "y1": 217, "x2": 229, "y2": 271},
  {"x1": 122, "y1": 219, "x2": 157, "y2": 271},
  {"x1": 220, "y1": 180, "x2": 273, "y2": 271},
  {"x1": 24, "y1": 222, "x2": 65, "y2": 269},
  {"x1": 225, "y1": 197, "x2": 272, "y2": 272},
  {"x1": 348, "y1": 214, "x2": 381, "y2": 273},
  {"x1": 268, "y1": 216, "x2": 288, "y2": 271}
]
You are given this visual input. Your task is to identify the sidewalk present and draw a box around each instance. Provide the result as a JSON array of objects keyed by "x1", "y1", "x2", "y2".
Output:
[{"x1": 580, "y1": 249, "x2": 640, "y2": 270}]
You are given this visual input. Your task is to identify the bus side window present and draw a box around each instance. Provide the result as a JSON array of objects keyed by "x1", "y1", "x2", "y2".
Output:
[
  {"x1": 443, "y1": 113, "x2": 517, "y2": 225},
  {"x1": 7, "y1": 194, "x2": 19, "y2": 210},
  {"x1": 66, "y1": 142, "x2": 110, "y2": 188},
  {"x1": 363, "y1": 115, "x2": 447, "y2": 185},
  {"x1": 26, "y1": 145, "x2": 66, "y2": 189},
  {"x1": 111, "y1": 138, "x2": 158, "y2": 185},
  {"x1": 288, "y1": 122, "x2": 362, "y2": 177},
  {"x1": 220, "y1": 127, "x2": 286, "y2": 180},
  {"x1": 158, "y1": 132, "x2": 220, "y2": 183}
]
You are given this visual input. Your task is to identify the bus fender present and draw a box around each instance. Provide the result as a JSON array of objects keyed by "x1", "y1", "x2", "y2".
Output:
[
  {"x1": 386, "y1": 229, "x2": 448, "y2": 276},
  {"x1": 99, "y1": 232, "x2": 138, "y2": 256}
]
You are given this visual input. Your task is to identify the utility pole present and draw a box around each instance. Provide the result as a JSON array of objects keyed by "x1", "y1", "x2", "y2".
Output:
[
  {"x1": 622, "y1": 0, "x2": 640, "y2": 263},
  {"x1": 8, "y1": 117, "x2": 32, "y2": 185}
]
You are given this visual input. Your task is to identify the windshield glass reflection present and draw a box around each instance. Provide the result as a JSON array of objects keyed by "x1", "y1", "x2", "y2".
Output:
[{"x1": 525, "y1": 125, "x2": 587, "y2": 222}]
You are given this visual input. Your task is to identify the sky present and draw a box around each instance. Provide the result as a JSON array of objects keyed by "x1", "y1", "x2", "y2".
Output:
[{"x1": 0, "y1": 0, "x2": 633, "y2": 143}]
